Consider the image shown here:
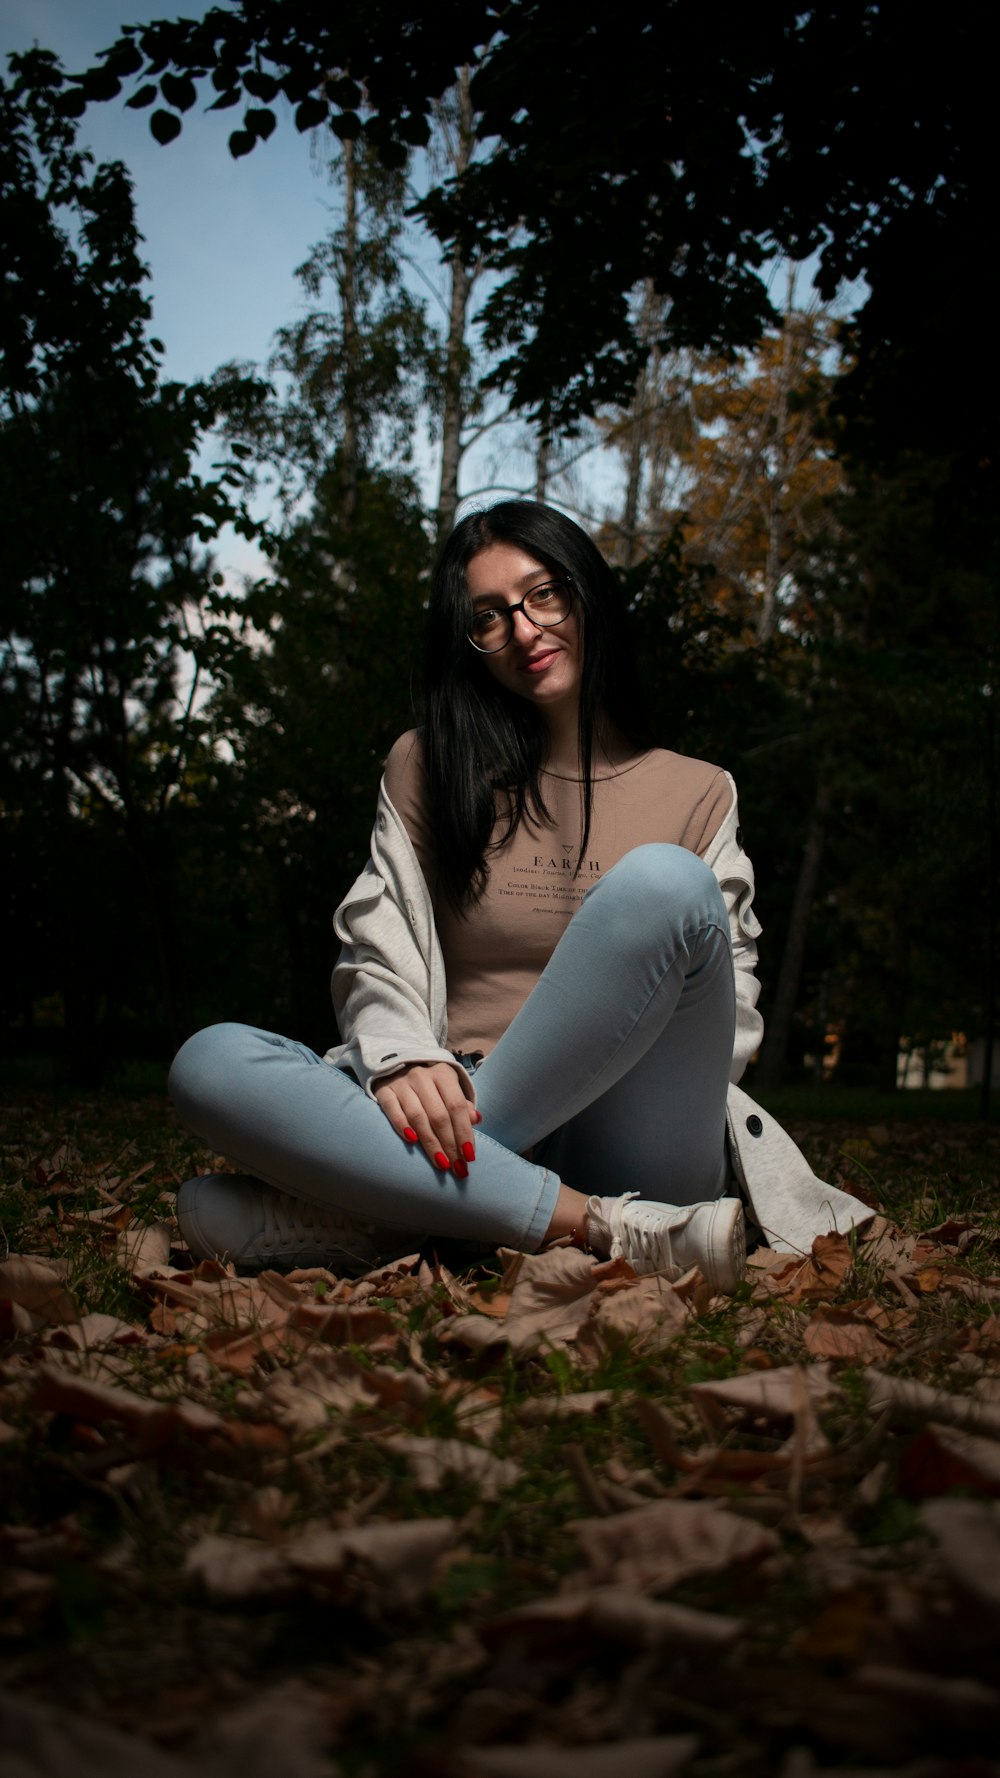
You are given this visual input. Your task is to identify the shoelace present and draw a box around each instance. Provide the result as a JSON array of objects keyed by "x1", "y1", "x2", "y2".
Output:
[
  {"x1": 616, "y1": 1197, "x2": 698, "y2": 1270},
  {"x1": 258, "y1": 1189, "x2": 366, "y2": 1258}
]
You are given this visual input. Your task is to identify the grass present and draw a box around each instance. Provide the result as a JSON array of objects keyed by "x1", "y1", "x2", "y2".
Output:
[{"x1": 1, "y1": 1087, "x2": 999, "y2": 1773}]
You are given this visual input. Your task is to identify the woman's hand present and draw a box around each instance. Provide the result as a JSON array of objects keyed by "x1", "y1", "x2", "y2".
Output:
[{"x1": 373, "y1": 1062, "x2": 480, "y2": 1176}]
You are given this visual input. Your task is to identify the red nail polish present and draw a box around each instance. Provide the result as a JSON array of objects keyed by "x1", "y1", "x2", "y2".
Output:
[
  {"x1": 472, "y1": 1110, "x2": 483, "y2": 1124},
  {"x1": 403, "y1": 1127, "x2": 418, "y2": 1143},
  {"x1": 454, "y1": 1158, "x2": 469, "y2": 1179},
  {"x1": 462, "y1": 1141, "x2": 475, "y2": 1162},
  {"x1": 433, "y1": 1151, "x2": 451, "y2": 1171}
]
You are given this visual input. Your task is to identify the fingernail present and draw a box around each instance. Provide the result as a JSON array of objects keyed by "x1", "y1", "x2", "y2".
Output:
[
  {"x1": 403, "y1": 1127, "x2": 418, "y2": 1143},
  {"x1": 454, "y1": 1158, "x2": 469, "y2": 1179},
  {"x1": 462, "y1": 1141, "x2": 475, "y2": 1162},
  {"x1": 433, "y1": 1151, "x2": 451, "y2": 1171},
  {"x1": 472, "y1": 1110, "x2": 483, "y2": 1125}
]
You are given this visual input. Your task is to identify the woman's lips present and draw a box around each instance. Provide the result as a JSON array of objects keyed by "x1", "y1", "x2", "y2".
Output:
[{"x1": 523, "y1": 648, "x2": 560, "y2": 674}]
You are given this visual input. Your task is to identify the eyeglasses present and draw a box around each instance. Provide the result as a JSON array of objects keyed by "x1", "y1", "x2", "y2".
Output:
[{"x1": 467, "y1": 579, "x2": 574, "y2": 654}]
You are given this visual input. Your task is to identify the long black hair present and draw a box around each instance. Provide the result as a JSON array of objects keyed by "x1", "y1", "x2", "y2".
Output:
[{"x1": 423, "y1": 501, "x2": 651, "y2": 909}]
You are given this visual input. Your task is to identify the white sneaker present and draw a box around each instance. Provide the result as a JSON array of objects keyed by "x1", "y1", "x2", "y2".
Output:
[
  {"x1": 175, "y1": 1174, "x2": 417, "y2": 1276},
  {"x1": 587, "y1": 1192, "x2": 747, "y2": 1294}
]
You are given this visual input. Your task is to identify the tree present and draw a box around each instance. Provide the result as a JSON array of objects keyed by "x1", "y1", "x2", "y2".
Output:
[
  {"x1": 0, "y1": 50, "x2": 256, "y2": 1073},
  {"x1": 66, "y1": 1, "x2": 992, "y2": 453}
]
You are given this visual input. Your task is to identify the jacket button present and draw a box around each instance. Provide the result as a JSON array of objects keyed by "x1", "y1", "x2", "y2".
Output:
[{"x1": 746, "y1": 1114, "x2": 763, "y2": 1137}]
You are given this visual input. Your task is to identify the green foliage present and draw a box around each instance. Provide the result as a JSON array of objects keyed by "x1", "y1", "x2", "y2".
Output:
[{"x1": 0, "y1": 53, "x2": 260, "y2": 1073}]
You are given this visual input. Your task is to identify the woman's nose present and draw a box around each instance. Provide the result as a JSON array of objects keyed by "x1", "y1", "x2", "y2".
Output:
[{"x1": 511, "y1": 607, "x2": 541, "y2": 644}]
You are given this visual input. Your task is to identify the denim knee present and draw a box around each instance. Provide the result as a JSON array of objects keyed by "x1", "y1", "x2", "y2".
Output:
[
  {"x1": 168, "y1": 1022, "x2": 248, "y2": 1122},
  {"x1": 583, "y1": 843, "x2": 726, "y2": 943}
]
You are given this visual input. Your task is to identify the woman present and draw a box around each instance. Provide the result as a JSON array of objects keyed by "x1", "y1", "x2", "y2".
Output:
[{"x1": 170, "y1": 502, "x2": 870, "y2": 1287}]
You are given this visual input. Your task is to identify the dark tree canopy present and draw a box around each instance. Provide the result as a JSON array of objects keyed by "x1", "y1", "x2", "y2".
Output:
[{"x1": 62, "y1": 0, "x2": 993, "y2": 444}]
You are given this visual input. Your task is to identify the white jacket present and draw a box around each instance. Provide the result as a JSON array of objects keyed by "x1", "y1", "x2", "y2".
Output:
[{"x1": 325, "y1": 775, "x2": 872, "y2": 1255}]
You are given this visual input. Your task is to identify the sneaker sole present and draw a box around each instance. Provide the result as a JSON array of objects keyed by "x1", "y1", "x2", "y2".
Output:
[{"x1": 707, "y1": 1197, "x2": 747, "y2": 1294}]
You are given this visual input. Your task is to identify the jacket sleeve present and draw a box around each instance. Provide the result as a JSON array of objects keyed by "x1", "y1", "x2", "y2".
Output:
[
  {"x1": 701, "y1": 774, "x2": 764, "y2": 1084},
  {"x1": 323, "y1": 782, "x2": 476, "y2": 1102}
]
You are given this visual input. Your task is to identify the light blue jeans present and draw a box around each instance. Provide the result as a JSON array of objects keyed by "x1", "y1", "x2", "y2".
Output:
[{"x1": 168, "y1": 844, "x2": 735, "y2": 1252}]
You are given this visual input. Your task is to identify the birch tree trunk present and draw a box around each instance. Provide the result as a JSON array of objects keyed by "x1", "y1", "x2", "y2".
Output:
[
  {"x1": 338, "y1": 137, "x2": 359, "y2": 528},
  {"x1": 435, "y1": 67, "x2": 474, "y2": 544}
]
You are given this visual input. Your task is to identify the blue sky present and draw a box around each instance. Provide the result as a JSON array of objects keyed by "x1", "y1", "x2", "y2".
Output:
[
  {"x1": 2, "y1": 2, "x2": 575, "y2": 557},
  {"x1": 3, "y1": 0, "x2": 345, "y2": 387},
  {"x1": 6, "y1": 5, "x2": 849, "y2": 551}
]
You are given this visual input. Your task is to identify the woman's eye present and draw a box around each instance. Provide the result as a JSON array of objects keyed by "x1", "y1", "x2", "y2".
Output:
[
  {"x1": 527, "y1": 585, "x2": 556, "y2": 608},
  {"x1": 473, "y1": 609, "x2": 501, "y2": 632}
]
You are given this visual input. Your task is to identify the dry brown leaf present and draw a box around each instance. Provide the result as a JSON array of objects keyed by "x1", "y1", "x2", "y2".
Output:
[
  {"x1": 32, "y1": 1360, "x2": 224, "y2": 1452},
  {"x1": 803, "y1": 1305, "x2": 896, "y2": 1362},
  {"x1": 186, "y1": 1517, "x2": 455, "y2": 1608},
  {"x1": 921, "y1": 1497, "x2": 1000, "y2": 1617},
  {"x1": 378, "y1": 1434, "x2": 521, "y2": 1498},
  {"x1": 0, "y1": 1256, "x2": 78, "y2": 1331},
  {"x1": 257, "y1": 1355, "x2": 379, "y2": 1433},
  {"x1": 473, "y1": 1246, "x2": 616, "y2": 1351},
  {"x1": 0, "y1": 1686, "x2": 190, "y2": 1778},
  {"x1": 289, "y1": 1299, "x2": 398, "y2": 1346},
  {"x1": 291, "y1": 1518, "x2": 456, "y2": 1603},
  {"x1": 573, "y1": 1498, "x2": 780, "y2": 1593},
  {"x1": 689, "y1": 1362, "x2": 834, "y2": 1432},
  {"x1": 864, "y1": 1368, "x2": 1000, "y2": 1439},
  {"x1": 446, "y1": 1382, "x2": 504, "y2": 1444},
  {"x1": 855, "y1": 1662, "x2": 1000, "y2": 1730},
  {"x1": 581, "y1": 1272, "x2": 688, "y2": 1353},
  {"x1": 899, "y1": 1421, "x2": 1000, "y2": 1497},
  {"x1": 755, "y1": 1231, "x2": 854, "y2": 1305},
  {"x1": 444, "y1": 1248, "x2": 689, "y2": 1359},
  {"x1": 482, "y1": 1585, "x2": 741, "y2": 1654},
  {"x1": 43, "y1": 1312, "x2": 150, "y2": 1351},
  {"x1": 457, "y1": 1738, "x2": 699, "y2": 1778},
  {"x1": 517, "y1": 1391, "x2": 616, "y2": 1423},
  {"x1": 116, "y1": 1219, "x2": 172, "y2": 1278},
  {"x1": 200, "y1": 1326, "x2": 290, "y2": 1374},
  {"x1": 180, "y1": 1677, "x2": 340, "y2": 1778}
]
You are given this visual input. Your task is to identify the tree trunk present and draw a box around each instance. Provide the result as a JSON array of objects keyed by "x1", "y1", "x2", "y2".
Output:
[
  {"x1": 435, "y1": 68, "x2": 474, "y2": 545},
  {"x1": 338, "y1": 138, "x2": 359, "y2": 527},
  {"x1": 757, "y1": 263, "x2": 797, "y2": 645},
  {"x1": 754, "y1": 779, "x2": 830, "y2": 1090},
  {"x1": 535, "y1": 420, "x2": 551, "y2": 501}
]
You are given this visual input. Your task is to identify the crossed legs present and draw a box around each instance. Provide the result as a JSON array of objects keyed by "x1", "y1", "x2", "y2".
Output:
[{"x1": 169, "y1": 844, "x2": 736, "y2": 1255}]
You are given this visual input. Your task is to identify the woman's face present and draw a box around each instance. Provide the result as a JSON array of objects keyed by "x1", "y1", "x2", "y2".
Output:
[{"x1": 466, "y1": 542, "x2": 583, "y2": 724}]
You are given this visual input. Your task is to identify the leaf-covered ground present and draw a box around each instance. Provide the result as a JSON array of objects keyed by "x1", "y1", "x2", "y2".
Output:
[{"x1": 1, "y1": 1091, "x2": 999, "y2": 1778}]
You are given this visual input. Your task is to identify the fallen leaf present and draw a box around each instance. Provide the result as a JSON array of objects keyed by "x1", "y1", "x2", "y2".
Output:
[
  {"x1": 864, "y1": 1368, "x2": 1000, "y2": 1439},
  {"x1": 899, "y1": 1421, "x2": 1000, "y2": 1498},
  {"x1": 803, "y1": 1304, "x2": 895, "y2": 1362},
  {"x1": 32, "y1": 1361, "x2": 224, "y2": 1453},
  {"x1": 116, "y1": 1219, "x2": 172, "y2": 1278},
  {"x1": 0, "y1": 1687, "x2": 189, "y2": 1778},
  {"x1": 0, "y1": 1256, "x2": 78, "y2": 1330},
  {"x1": 517, "y1": 1391, "x2": 616, "y2": 1423},
  {"x1": 689, "y1": 1363, "x2": 834, "y2": 1431},
  {"x1": 456, "y1": 1737, "x2": 699, "y2": 1778},
  {"x1": 755, "y1": 1231, "x2": 854, "y2": 1305},
  {"x1": 481, "y1": 1586, "x2": 742, "y2": 1654},
  {"x1": 257, "y1": 1355, "x2": 379, "y2": 1434},
  {"x1": 378, "y1": 1434, "x2": 521, "y2": 1498},
  {"x1": 580, "y1": 1271, "x2": 688, "y2": 1353},
  {"x1": 921, "y1": 1497, "x2": 1000, "y2": 1617},
  {"x1": 573, "y1": 1498, "x2": 780, "y2": 1593},
  {"x1": 186, "y1": 1517, "x2": 455, "y2": 1608}
]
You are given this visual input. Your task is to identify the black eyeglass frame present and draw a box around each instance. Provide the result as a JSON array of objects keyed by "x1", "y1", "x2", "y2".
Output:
[{"x1": 466, "y1": 578, "x2": 575, "y2": 654}]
